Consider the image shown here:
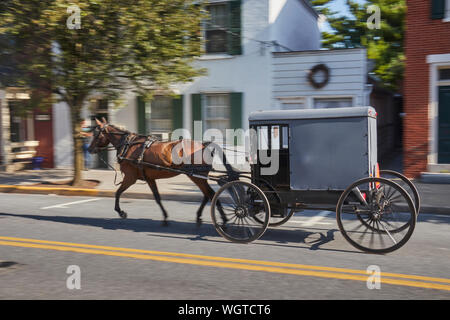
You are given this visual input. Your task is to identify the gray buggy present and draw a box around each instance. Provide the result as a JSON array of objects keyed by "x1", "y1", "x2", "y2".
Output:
[{"x1": 210, "y1": 107, "x2": 419, "y2": 254}]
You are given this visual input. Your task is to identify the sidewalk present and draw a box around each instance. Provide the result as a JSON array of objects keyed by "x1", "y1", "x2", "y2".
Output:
[{"x1": 1, "y1": 168, "x2": 450, "y2": 214}]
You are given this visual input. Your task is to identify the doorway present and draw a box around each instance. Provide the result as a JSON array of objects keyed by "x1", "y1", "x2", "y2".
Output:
[{"x1": 438, "y1": 86, "x2": 450, "y2": 163}]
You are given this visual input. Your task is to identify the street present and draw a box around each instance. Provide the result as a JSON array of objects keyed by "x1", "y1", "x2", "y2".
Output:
[{"x1": 0, "y1": 192, "x2": 449, "y2": 299}]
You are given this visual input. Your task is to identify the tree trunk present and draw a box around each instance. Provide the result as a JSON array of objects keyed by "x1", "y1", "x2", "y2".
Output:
[{"x1": 70, "y1": 104, "x2": 84, "y2": 186}]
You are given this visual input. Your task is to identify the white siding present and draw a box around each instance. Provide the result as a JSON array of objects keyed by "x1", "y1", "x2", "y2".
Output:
[
  {"x1": 272, "y1": 48, "x2": 367, "y2": 108},
  {"x1": 270, "y1": 0, "x2": 320, "y2": 51}
]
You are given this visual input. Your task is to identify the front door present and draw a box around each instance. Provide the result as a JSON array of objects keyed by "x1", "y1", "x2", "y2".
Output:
[{"x1": 438, "y1": 86, "x2": 450, "y2": 163}]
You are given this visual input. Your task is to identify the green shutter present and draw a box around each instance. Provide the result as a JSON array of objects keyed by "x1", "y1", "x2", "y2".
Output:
[
  {"x1": 431, "y1": 0, "x2": 446, "y2": 19},
  {"x1": 136, "y1": 96, "x2": 146, "y2": 135},
  {"x1": 229, "y1": 0, "x2": 242, "y2": 55},
  {"x1": 172, "y1": 95, "x2": 183, "y2": 130},
  {"x1": 230, "y1": 92, "x2": 243, "y2": 145},
  {"x1": 191, "y1": 93, "x2": 202, "y2": 132}
]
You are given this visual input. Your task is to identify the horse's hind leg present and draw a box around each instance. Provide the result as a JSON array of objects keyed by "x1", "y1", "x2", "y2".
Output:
[
  {"x1": 146, "y1": 178, "x2": 169, "y2": 226},
  {"x1": 189, "y1": 177, "x2": 227, "y2": 226},
  {"x1": 115, "y1": 174, "x2": 137, "y2": 219}
]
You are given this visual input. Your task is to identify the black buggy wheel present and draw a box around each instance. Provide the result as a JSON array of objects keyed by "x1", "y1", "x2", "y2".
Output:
[
  {"x1": 380, "y1": 170, "x2": 420, "y2": 215},
  {"x1": 239, "y1": 176, "x2": 295, "y2": 227},
  {"x1": 211, "y1": 180, "x2": 270, "y2": 244},
  {"x1": 336, "y1": 177, "x2": 416, "y2": 254}
]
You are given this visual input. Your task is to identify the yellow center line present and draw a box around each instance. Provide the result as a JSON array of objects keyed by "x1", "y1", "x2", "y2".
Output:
[{"x1": 0, "y1": 236, "x2": 449, "y2": 292}]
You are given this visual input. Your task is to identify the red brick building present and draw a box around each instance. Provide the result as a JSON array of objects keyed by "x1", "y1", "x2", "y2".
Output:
[{"x1": 404, "y1": 0, "x2": 450, "y2": 177}]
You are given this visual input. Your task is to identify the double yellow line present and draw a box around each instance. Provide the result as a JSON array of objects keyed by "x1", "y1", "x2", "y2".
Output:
[{"x1": 1, "y1": 236, "x2": 449, "y2": 292}]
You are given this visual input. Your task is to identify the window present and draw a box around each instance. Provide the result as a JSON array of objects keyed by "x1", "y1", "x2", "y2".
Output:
[
  {"x1": 278, "y1": 97, "x2": 305, "y2": 110},
  {"x1": 439, "y1": 68, "x2": 450, "y2": 81},
  {"x1": 146, "y1": 96, "x2": 173, "y2": 133},
  {"x1": 314, "y1": 97, "x2": 353, "y2": 109},
  {"x1": 204, "y1": 1, "x2": 242, "y2": 55},
  {"x1": 257, "y1": 126, "x2": 269, "y2": 150},
  {"x1": 205, "y1": 4, "x2": 229, "y2": 53},
  {"x1": 431, "y1": 0, "x2": 448, "y2": 19},
  {"x1": 204, "y1": 94, "x2": 231, "y2": 138},
  {"x1": 256, "y1": 125, "x2": 289, "y2": 151},
  {"x1": 447, "y1": 0, "x2": 450, "y2": 20}
]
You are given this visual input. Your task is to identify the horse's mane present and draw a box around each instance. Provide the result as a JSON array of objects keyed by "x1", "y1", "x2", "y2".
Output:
[
  {"x1": 108, "y1": 124, "x2": 131, "y2": 134},
  {"x1": 108, "y1": 123, "x2": 162, "y2": 141}
]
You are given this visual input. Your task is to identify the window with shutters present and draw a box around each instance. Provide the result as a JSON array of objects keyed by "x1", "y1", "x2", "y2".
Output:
[
  {"x1": 204, "y1": 1, "x2": 242, "y2": 55},
  {"x1": 204, "y1": 94, "x2": 231, "y2": 138},
  {"x1": 146, "y1": 96, "x2": 173, "y2": 133},
  {"x1": 205, "y1": 4, "x2": 229, "y2": 53}
]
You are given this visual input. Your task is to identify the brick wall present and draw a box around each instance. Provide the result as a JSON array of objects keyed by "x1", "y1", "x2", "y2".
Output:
[{"x1": 404, "y1": 0, "x2": 450, "y2": 177}]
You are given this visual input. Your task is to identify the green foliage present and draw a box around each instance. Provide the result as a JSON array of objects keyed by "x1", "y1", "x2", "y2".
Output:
[
  {"x1": 311, "y1": 0, "x2": 405, "y2": 91},
  {"x1": 0, "y1": 0, "x2": 206, "y2": 108},
  {"x1": 0, "y1": 0, "x2": 206, "y2": 183}
]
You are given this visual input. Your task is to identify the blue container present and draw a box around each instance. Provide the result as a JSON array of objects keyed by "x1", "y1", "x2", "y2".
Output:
[{"x1": 32, "y1": 157, "x2": 44, "y2": 170}]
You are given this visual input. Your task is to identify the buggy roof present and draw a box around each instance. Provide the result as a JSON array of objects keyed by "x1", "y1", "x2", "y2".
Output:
[{"x1": 249, "y1": 106, "x2": 377, "y2": 122}]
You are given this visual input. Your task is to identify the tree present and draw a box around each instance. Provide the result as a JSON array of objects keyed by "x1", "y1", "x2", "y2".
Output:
[
  {"x1": 311, "y1": 0, "x2": 405, "y2": 92},
  {"x1": 0, "y1": 0, "x2": 206, "y2": 185}
]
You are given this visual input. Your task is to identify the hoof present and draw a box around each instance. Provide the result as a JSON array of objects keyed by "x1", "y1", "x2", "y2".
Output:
[
  {"x1": 118, "y1": 211, "x2": 127, "y2": 219},
  {"x1": 162, "y1": 220, "x2": 169, "y2": 227},
  {"x1": 196, "y1": 218, "x2": 203, "y2": 227}
]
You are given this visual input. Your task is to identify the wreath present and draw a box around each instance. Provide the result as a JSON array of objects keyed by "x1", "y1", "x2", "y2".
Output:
[{"x1": 308, "y1": 64, "x2": 330, "y2": 89}]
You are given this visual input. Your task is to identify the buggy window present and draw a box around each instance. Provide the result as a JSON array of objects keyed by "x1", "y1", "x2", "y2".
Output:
[
  {"x1": 257, "y1": 126, "x2": 269, "y2": 150},
  {"x1": 271, "y1": 126, "x2": 280, "y2": 150},
  {"x1": 256, "y1": 125, "x2": 289, "y2": 150},
  {"x1": 282, "y1": 126, "x2": 289, "y2": 149}
]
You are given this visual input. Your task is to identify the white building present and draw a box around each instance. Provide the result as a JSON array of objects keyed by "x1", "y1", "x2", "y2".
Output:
[
  {"x1": 54, "y1": 1, "x2": 393, "y2": 169},
  {"x1": 53, "y1": 0, "x2": 322, "y2": 167},
  {"x1": 272, "y1": 48, "x2": 372, "y2": 110}
]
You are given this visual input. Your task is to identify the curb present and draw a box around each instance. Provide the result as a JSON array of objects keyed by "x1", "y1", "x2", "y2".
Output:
[
  {"x1": 0, "y1": 185, "x2": 204, "y2": 202},
  {"x1": 1, "y1": 185, "x2": 450, "y2": 215}
]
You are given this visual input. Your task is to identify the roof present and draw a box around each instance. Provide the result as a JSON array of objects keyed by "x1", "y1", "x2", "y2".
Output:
[
  {"x1": 299, "y1": 0, "x2": 319, "y2": 19},
  {"x1": 249, "y1": 107, "x2": 377, "y2": 121}
]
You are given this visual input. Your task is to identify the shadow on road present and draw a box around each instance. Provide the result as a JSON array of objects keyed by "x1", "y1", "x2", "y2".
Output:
[{"x1": 0, "y1": 212, "x2": 361, "y2": 254}]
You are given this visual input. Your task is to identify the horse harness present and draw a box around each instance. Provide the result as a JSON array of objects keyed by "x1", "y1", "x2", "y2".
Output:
[{"x1": 97, "y1": 124, "x2": 157, "y2": 167}]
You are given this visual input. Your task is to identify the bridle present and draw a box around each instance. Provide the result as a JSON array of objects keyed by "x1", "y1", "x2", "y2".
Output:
[
  {"x1": 91, "y1": 124, "x2": 129, "y2": 153},
  {"x1": 90, "y1": 124, "x2": 132, "y2": 186}
]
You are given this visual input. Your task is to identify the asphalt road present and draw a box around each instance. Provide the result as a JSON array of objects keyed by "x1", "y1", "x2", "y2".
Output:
[{"x1": 0, "y1": 193, "x2": 449, "y2": 300}]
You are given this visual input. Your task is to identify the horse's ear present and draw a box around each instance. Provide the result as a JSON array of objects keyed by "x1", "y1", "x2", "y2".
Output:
[
  {"x1": 101, "y1": 117, "x2": 107, "y2": 125},
  {"x1": 95, "y1": 118, "x2": 103, "y2": 127}
]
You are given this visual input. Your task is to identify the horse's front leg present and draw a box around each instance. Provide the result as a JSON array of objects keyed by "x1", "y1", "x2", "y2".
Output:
[
  {"x1": 145, "y1": 178, "x2": 169, "y2": 226},
  {"x1": 115, "y1": 174, "x2": 136, "y2": 219}
]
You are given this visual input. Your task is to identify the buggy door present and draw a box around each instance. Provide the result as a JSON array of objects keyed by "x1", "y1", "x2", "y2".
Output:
[{"x1": 251, "y1": 124, "x2": 290, "y2": 189}]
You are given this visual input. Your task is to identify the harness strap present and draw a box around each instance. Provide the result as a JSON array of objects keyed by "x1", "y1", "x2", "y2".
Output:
[
  {"x1": 117, "y1": 134, "x2": 137, "y2": 163},
  {"x1": 137, "y1": 136, "x2": 155, "y2": 164}
]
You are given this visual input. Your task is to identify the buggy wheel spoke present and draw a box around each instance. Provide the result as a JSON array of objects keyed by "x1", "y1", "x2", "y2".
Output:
[
  {"x1": 375, "y1": 221, "x2": 387, "y2": 247},
  {"x1": 379, "y1": 220, "x2": 397, "y2": 245}
]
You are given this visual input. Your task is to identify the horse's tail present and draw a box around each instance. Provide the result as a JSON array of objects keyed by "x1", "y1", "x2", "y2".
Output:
[{"x1": 203, "y1": 141, "x2": 239, "y2": 182}]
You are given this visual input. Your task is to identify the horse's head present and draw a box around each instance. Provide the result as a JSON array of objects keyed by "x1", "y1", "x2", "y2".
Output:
[{"x1": 87, "y1": 118, "x2": 111, "y2": 154}]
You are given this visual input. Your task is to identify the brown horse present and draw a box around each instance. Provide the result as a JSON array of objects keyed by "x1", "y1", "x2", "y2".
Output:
[{"x1": 87, "y1": 118, "x2": 225, "y2": 226}]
